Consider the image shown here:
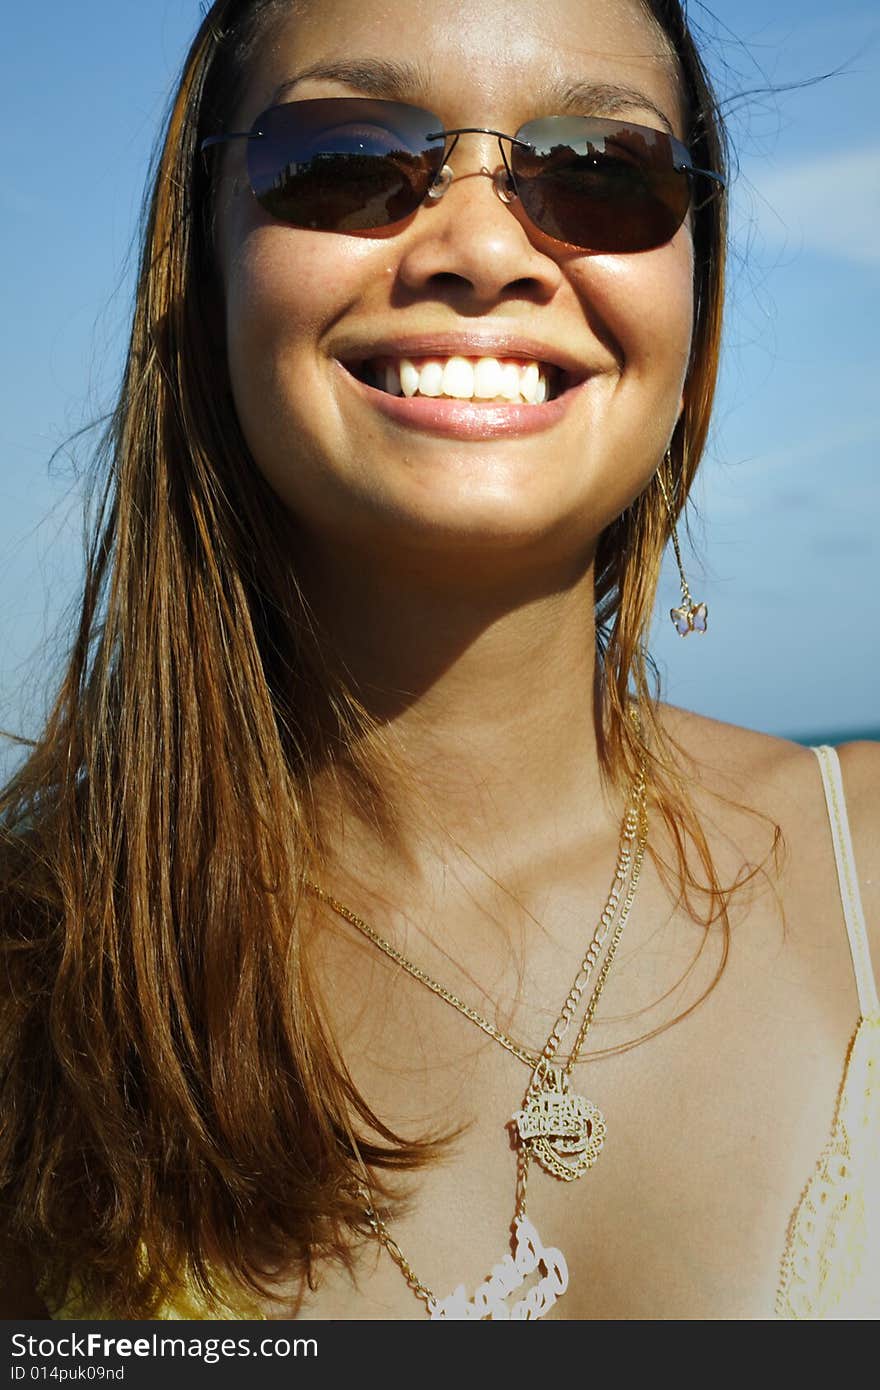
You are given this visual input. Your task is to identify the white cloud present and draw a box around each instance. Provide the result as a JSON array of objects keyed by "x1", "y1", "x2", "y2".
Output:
[{"x1": 734, "y1": 144, "x2": 880, "y2": 266}]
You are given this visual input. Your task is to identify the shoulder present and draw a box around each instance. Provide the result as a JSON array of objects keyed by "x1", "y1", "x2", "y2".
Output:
[
  {"x1": 656, "y1": 702, "x2": 821, "y2": 826},
  {"x1": 657, "y1": 704, "x2": 880, "y2": 996}
]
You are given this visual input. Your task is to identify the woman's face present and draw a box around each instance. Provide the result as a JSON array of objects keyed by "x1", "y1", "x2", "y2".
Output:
[{"x1": 216, "y1": 0, "x2": 694, "y2": 575}]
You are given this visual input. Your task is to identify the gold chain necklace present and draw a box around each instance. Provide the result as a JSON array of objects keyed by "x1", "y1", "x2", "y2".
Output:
[{"x1": 307, "y1": 752, "x2": 648, "y2": 1318}]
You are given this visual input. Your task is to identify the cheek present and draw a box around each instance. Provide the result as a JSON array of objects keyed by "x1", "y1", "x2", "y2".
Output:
[
  {"x1": 572, "y1": 234, "x2": 695, "y2": 405},
  {"x1": 221, "y1": 223, "x2": 372, "y2": 514},
  {"x1": 224, "y1": 228, "x2": 342, "y2": 399},
  {"x1": 559, "y1": 234, "x2": 695, "y2": 527}
]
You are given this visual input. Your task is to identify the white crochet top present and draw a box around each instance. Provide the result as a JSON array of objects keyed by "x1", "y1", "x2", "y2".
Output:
[{"x1": 774, "y1": 745, "x2": 879, "y2": 1319}]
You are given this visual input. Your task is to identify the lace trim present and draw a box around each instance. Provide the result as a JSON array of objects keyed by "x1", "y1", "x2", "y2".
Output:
[
  {"x1": 776, "y1": 1015, "x2": 880, "y2": 1319},
  {"x1": 51, "y1": 1018, "x2": 880, "y2": 1320}
]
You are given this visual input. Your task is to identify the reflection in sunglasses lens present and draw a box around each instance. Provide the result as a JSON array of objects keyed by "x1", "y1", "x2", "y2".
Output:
[
  {"x1": 248, "y1": 99, "x2": 444, "y2": 232},
  {"x1": 512, "y1": 116, "x2": 691, "y2": 252},
  {"x1": 240, "y1": 102, "x2": 698, "y2": 251}
]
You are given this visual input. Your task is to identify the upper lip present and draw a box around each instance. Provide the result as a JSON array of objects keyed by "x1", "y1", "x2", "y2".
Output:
[{"x1": 332, "y1": 331, "x2": 593, "y2": 381}]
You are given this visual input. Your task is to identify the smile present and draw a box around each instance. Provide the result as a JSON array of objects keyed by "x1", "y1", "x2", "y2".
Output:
[
  {"x1": 336, "y1": 351, "x2": 586, "y2": 440},
  {"x1": 351, "y1": 355, "x2": 564, "y2": 404}
]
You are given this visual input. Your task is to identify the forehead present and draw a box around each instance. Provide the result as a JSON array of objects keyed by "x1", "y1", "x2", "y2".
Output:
[{"x1": 239, "y1": 0, "x2": 684, "y2": 134}]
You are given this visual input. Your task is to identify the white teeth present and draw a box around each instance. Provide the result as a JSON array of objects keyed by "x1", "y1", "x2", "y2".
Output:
[
  {"x1": 373, "y1": 356, "x2": 552, "y2": 403},
  {"x1": 442, "y1": 356, "x2": 475, "y2": 398},
  {"x1": 473, "y1": 357, "x2": 503, "y2": 398},
  {"x1": 499, "y1": 362, "x2": 523, "y2": 401},
  {"x1": 520, "y1": 361, "x2": 540, "y2": 404},
  {"x1": 418, "y1": 360, "x2": 445, "y2": 397},
  {"x1": 400, "y1": 360, "x2": 420, "y2": 397}
]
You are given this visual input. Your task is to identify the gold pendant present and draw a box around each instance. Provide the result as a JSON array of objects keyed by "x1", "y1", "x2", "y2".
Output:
[
  {"x1": 512, "y1": 1066, "x2": 606, "y2": 1181},
  {"x1": 428, "y1": 1215, "x2": 568, "y2": 1320}
]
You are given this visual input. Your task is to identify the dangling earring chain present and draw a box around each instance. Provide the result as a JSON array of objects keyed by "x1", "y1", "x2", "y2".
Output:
[{"x1": 657, "y1": 452, "x2": 708, "y2": 637}]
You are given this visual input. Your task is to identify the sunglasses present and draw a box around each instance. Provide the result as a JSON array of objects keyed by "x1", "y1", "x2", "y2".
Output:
[{"x1": 201, "y1": 98, "x2": 724, "y2": 254}]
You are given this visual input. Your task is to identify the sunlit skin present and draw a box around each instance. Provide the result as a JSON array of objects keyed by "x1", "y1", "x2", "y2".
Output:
[
  {"x1": 2, "y1": 0, "x2": 879, "y2": 1329},
  {"x1": 207, "y1": 0, "x2": 880, "y2": 1321},
  {"x1": 216, "y1": 0, "x2": 692, "y2": 862},
  {"x1": 219, "y1": 0, "x2": 692, "y2": 577}
]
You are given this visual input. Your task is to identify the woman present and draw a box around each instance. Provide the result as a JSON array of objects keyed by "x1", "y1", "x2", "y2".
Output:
[{"x1": 1, "y1": 0, "x2": 877, "y2": 1321}]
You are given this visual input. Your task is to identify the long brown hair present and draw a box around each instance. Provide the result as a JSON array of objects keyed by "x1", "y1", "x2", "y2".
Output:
[{"x1": 1, "y1": 0, "x2": 740, "y2": 1318}]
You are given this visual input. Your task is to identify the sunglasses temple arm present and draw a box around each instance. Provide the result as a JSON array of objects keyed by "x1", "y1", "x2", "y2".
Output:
[
  {"x1": 201, "y1": 132, "x2": 251, "y2": 154},
  {"x1": 685, "y1": 165, "x2": 726, "y2": 188},
  {"x1": 200, "y1": 131, "x2": 252, "y2": 176}
]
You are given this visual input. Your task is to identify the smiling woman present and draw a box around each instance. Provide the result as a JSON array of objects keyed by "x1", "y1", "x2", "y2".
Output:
[{"x1": 0, "y1": 0, "x2": 878, "y2": 1324}]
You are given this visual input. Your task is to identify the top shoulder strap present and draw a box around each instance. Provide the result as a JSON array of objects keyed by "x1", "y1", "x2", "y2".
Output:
[{"x1": 812, "y1": 744, "x2": 880, "y2": 1018}]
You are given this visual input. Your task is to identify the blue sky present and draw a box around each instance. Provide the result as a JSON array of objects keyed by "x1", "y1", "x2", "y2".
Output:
[{"x1": 1, "y1": 1, "x2": 877, "y2": 774}]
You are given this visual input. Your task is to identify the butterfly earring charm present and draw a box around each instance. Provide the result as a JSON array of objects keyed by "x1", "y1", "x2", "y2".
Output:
[
  {"x1": 670, "y1": 600, "x2": 708, "y2": 636},
  {"x1": 657, "y1": 456, "x2": 708, "y2": 638}
]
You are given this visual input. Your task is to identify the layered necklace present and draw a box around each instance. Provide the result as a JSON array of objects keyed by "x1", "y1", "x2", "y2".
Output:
[{"x1": 306, "y1": 744, "x2": 649, "y2": 1320}]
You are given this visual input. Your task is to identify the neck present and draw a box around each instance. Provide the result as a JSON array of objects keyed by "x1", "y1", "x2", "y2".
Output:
[{"x1": 302, "y1": 544, "x2": 617, "y2": 896}]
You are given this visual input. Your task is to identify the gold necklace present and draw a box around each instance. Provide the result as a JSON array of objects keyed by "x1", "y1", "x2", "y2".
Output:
[{"x1": 307, "y1": 754, "x2": 649, "y2": 1318}]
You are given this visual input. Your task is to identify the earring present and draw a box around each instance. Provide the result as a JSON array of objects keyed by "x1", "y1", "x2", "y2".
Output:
[{"x1": 657, "y1": 454, "x2": 707, "y2": 637}]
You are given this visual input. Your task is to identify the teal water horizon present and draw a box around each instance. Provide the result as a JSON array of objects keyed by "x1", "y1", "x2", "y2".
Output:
[{"x1": 789, "y1": 726, "x2": 880, "y2": 748}]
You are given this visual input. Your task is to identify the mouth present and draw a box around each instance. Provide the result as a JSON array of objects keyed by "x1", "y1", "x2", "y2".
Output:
[{"x1": 344, "y1": 354, "x2": 571, "y2": 405}]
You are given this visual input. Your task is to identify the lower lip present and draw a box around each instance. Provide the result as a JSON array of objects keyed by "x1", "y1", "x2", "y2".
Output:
[{"x1": 336, "y1": 363, "x2": 582, "y2": 439}]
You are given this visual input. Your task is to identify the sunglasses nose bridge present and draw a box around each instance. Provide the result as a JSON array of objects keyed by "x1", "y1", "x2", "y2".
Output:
[
  {"x1": 492, "y1": 163, "x2": 517, "y2": 204},
  {"x1": 426, "y1": 128, "x2": 519, "y2": 206}
]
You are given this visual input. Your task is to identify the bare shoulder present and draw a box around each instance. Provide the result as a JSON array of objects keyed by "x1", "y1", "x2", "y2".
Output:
[
  {"x1": 657, "y1": 704, "x2": 880, "y2": 994},
  {"x1": 656, "y1": 702, "x2": 822, "y2": 830}
]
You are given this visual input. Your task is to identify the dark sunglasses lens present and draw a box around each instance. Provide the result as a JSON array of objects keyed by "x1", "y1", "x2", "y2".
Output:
[
  {"x1": 511, "y1": 117, "x2": 692, "y2": 252},
  {"x1": 247, "y1": 99, "x2": 445, "y2": 231}
]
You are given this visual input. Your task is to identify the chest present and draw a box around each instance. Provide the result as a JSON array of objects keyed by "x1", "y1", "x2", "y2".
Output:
[
  {"x1": 270, "y1": 993, "x2": 856, "y2": 1318},
  {"x1": 258, "y1": 847, "x2": 860, "y2": 1319}
]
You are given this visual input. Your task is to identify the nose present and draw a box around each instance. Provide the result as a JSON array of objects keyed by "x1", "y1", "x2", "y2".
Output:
[{"x1": 394, "y1": 134, "x2": 563, "y2": 307}]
